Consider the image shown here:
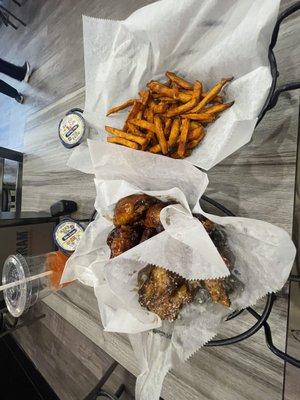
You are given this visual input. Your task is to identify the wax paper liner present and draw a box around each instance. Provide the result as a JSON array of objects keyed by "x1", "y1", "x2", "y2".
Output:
[
  {"x1": 63, "y1": 137, "x2": 230, "y2": 281},
  {"x1": 75, "y1": 0, "x2": 281, "y2": 170},
  {"x1": 62, "y1": 183, "x2": 230, "y2": 284}
]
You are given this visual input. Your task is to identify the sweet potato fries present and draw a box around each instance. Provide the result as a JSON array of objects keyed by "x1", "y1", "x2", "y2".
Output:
[{"x1": 104, "y1": 72, "x2": 234, "y2": 158}]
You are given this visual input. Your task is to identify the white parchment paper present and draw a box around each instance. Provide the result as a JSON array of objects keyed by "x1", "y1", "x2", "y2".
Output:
[
  {"x1": 63, "y1": 140, "x2": 296, "y2": 400},
  {"x1": 63, "y1": 140, "x2": 229, "y2": 287},
  {"x1": 77, "y1": 0, "x2": 280, "y2": 170}
]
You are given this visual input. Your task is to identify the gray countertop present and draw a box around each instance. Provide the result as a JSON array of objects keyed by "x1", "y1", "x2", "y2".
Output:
[{"x1": 20, "y1": 1, "x2": 300, "y2": 399}]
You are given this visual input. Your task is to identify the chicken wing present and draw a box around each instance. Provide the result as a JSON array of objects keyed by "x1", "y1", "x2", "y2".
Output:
[
  {"x1": 113, "y1": 194, "x2": 157, "y2": 227},
  {"x1": 193, "y1": 213, "x2": 215, "y2": 234},
  {"x1": 138, "y1": 265, "x2": 200, "y2": 320},
  {"x1": 210, "y1": 228, "x2": 235, "y2": 271},
  {"x1": 203, "y1": 278, "x2": 230, "y2": 307},
  {"x1": 144, "y1": 202, "x2": 166, "y2": 231},
  {"x1": 107, "y1": 225, "x2": 141, "y2": 258},
  {"x1": 139, "y1": 227, "x2": 157, "y2": 243}
]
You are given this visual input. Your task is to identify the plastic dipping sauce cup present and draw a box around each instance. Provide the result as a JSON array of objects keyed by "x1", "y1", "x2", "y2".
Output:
[{"x1": 2, "y1": 251, "x2": 72, "y2": 317}]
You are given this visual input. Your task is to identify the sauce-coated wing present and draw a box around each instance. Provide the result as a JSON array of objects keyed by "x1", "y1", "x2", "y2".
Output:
[
  {"x1": 144, "y1": 203, "x2": 166, "y2": 230},
  {"x1": 113, "y1": 194, "x2": 157, "y2": 226},
  {"x1": 107, "y1": 225, "x2": 141, "y2": 258}
]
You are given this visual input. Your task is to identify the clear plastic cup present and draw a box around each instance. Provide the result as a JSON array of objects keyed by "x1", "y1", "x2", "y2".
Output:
[{"x1": 2, "y1": 251, "x2": 71, "y2": 317}]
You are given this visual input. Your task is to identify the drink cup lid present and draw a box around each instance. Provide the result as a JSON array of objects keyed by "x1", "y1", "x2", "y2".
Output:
[{"x1": 2, "y1": 255, "x2": 31, "y2": 318}]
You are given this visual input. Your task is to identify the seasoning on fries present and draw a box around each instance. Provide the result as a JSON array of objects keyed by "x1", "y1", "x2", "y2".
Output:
[{"x1": 104, "y1": 72, "x2": 234, "y2": 158}]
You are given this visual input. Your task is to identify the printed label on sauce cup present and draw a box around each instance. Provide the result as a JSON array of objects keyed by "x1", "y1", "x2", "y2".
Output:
[
  {"x1": 59, "y1": 113, "x2": 85, "y2": 147},
  {"x1": 54, "y1": 220, "x2": 85, "y2": 253}
]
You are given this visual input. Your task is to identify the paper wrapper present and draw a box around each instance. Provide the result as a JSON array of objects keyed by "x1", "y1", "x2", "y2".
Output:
[
  {"x1": 63, "y1": 140, "x2": 296, "y2": 400},
  {"x1": 63, "y1": 140, "x2": 230, "y2": 287},
  {"x1": 76, "y1": 0, "x2": 281, "y2": 170}
]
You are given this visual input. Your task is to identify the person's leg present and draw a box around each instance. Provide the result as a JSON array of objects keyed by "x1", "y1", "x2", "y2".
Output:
[
  {"x1": 0, "y1": 58, "x2": 27, "y2": 81},
  {"x1": 0, "y1": 80, "x2": 23, "y2": 103}
]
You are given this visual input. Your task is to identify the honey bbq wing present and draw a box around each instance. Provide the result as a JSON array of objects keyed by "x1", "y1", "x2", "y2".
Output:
[
  {"x1": 144, "y1": 202, "x2": 168, "y2": 232},
  {"x1": 113, "y1": 194, "x2": 158, "y2": 227},
  {"x1": 107, "y1": 225, "x2": 142, "y2": 258}
]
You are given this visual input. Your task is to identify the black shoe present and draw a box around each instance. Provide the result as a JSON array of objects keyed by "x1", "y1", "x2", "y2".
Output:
[{"x1": 15, "y1": 94, "x2": 24, "y2": 104}]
